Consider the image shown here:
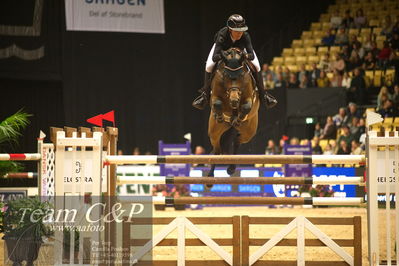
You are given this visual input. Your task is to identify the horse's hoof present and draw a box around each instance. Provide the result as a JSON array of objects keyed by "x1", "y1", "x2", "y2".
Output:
[
  {"x1": 227, "y1": 165, "x2": 236, "y2": 175},
  {"x1": 205, "y1": 184, "x2": 213, "y2": 189}
]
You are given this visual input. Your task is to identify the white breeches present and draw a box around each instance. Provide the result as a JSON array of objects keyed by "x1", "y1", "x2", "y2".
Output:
[{"x1": 205, "y1": 43, "x2": 261, "y2": 73}]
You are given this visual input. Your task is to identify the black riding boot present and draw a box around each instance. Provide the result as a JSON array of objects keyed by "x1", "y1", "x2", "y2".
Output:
[
  {"x1": 192, "y1": 72, "x2": 212, "y2": 110},
  {"x1": 255, "y1": 71, "x2": 277, "y2": 109}
]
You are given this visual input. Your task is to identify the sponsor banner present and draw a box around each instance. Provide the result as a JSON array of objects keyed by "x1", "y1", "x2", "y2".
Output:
[
  {"x1": 65, "y1": 0, "x2": 165, "y2": 33},
  {"x1": 158, "y1": 141, "x2": 191, "y2": 177},
  {"x1": 376, "y1": 149, "x2": 398, "y2": 193}
]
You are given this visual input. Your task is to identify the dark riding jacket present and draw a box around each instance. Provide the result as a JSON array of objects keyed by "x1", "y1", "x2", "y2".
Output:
[{"x1": 212, "y1": 27, "x2": 255, "y2": 62}]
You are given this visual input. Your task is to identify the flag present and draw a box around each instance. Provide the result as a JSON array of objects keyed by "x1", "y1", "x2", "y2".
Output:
[
  {"x1": 102, "y1": 110, "x2": 115, "y2": 126},
  {"x1": 87, "y1": 114, "x2": 103, "y2": 127}
]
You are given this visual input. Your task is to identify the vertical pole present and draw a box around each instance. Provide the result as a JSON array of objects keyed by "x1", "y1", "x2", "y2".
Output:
[
  {"x1": 232, "y1": 216, "x2": 241, "y2": 266},
  {"x1": 353, "y1": 216, "x2": 362, "y2": 266},
  {"x1": 385, "y1": 131, "x2": 391, "y2": 266},
  {"x1": 241, "y1": 216, "x2": 249, "y2": 266},
  {"x1": 367, "y1": 130, "x2": 379, "y2": 265}
]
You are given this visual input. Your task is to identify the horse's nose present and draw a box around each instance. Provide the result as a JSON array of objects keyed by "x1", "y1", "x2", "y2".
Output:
[{"x1": 231, "y1": 99, "x2": 239, "y2": 109}]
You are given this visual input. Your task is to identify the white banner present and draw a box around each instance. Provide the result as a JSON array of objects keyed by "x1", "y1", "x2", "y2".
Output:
[{"x1": 65, "y1": 0, "x2": 165, "y2": 33}]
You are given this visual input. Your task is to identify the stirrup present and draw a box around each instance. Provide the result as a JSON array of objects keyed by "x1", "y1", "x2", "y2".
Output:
[{"x1": 264, "y1": 94, "x2": 277, "y2": 109}]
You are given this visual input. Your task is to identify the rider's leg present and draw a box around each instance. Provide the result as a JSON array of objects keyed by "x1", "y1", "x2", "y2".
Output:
[
  {"x1": 251, "y1": 52, "x2": 278, "y2": 109},
  {"x1": 192, "y1": 44, "x2": 216, "y2": 110}
]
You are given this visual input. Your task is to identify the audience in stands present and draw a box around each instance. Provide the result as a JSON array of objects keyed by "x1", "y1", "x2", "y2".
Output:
[
  {"x1": 335, "y1": 26, "x2": 349, "y2": 46},
  {"x1": 377, "y1": 41, "x2": 392, "y2": 69},
  {"x1": 378, "y1": 99, "x2": 396, "y2": 117},
  {"x1": 287, "y1": 72, "x2": 299, "y2": 88},
  {"x1": 313, "y1": 122, "x2": 323, "y2": 138},
  {"x1": 330, "y1": 10, "x2": 343, "y2": 30},
  {"x1": 309, "y1": 63, "x2": 321, "y2": 87},
  {"x1": 341, "y1": 71, "x2": 352, "y2": 89},
  {"x1": 362, "y1": 51, "x2": 376, "y2": 70},
  {"x1": 341, "y1": 10, "x2": 354, "y2": 29},
  {"x1": 317, "y1": 70, "x2": 330, "y2": 87},
  {"x1": 333, "y1": 107, "x2": 348, "y2": 128},
  {"x1": 377, "y1": 86, "x2": 392, "y2": 111},
  {"x1": 265, "y1": 140, "x2": 278, "y2": 155},
  {"x1": 354, "y1": 8, "x2": 367, "y2": 29},
  {"x1": 349, "y1": 68, "x2": 367, "y2": 105},
  {"x1": 265, "y1": 73, "x2": 275, "y2": 90},
  {"x1": 321, "y1": 29, "x2": 336, "y2": 47},
  {"x1": 320, "y1": 116, "x2": 337, "y2": 140}
]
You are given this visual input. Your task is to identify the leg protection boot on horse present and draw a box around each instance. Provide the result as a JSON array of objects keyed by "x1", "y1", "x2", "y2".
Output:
[
  {"x1": 255, "y1": 71, "x2": 278, "y2": 109},
  {"x1": 192, "y1": 72, "x2": 212, "y2": 110}
]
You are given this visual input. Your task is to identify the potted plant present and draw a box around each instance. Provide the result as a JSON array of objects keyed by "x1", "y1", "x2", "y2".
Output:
[
  {"x1": 1, "y1": 196, "x2": 53, "y2": 266},
  {"x1": 0, "y1": 110, "x2": 31, "y2": 178},
  {"x1": 152, "y1": 184, "x2": 168, "y2": 210}
]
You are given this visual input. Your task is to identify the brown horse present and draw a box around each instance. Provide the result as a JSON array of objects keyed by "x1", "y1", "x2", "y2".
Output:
[{"x1": 207, "y1": 47, "x2": 260, "y2": 179}]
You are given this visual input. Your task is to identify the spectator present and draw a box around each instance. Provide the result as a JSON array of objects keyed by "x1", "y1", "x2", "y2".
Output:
[
  {"x1": 392, "y1": 84, "x2": 399, "y2": 107},
  {"x1": 350, "y1": 140, "x2": 363, "y2": 155},
  {"x1": 369, "y1": 41, "x2": 380, "y2": 59},
  {"x1": 317, "y1": 70, "x2": 330, "y2": 88},
  {"x1": 323, "y1": 143, "x2": 334, "y2": 155},
  {"x1": 337, "y1": 139, "x2": 351, "y2": 155},
  {"x1": 377, "y1": 41, "x2": 392, "y2": 69},
  {"x1": 349, "y1": 35, "x2": 361, "y2": 50},
  {"x1": 274, "y1": 73, "x2": 286, "y2": 88},
  {"x1": 318, "y1": 53, "x2": 331, "y2": 71},
  {"x1": 349, "y1": 116, "x2": 360, "y2": 137},
  {"x1": 297, "y1": 64, "x2": 309, "y2": 83},
  {"x1": 194, "y1": 145, "x2": 205, "y2": 155},
  {"x1": 335, "y1": 27, "x2": 349, "y2": 46},
  {"x1": 331, "y1": 53, "x2": 346, "y2": 74},
  {"x1": 362, "y1": 34, "x2": 374, "y2": 51},
  {"x1": 265, "y1": 139, "x2": 278, "y2": 155},
  {"x1": 265, "y1": 73, "x2": 275, "y2": 90},
  {"x1": 299, "y1": 75, "x2": 309, "y2": 89},
  {"x1": 329, "y1": 139, "x2": 338, "y2": 154},
  {"x1": 333, "y1": 107, "x2": 349, "y2": 128},
  {"x1": 348, "y1": 52, "x2": 362, "y2": 71},
  {"x1": 282, "y1": 66, "x2": 291, "y2": 81},
  {"x1": 342, "y1": 71, "x2": 352, "y2": 89},
  {"x1": 314, "y1": 122, "x2": 323, "y2": 138},
  {"x1": 330, "y1": 10, "x2": 343, "y2": 29},
  {"x1": 341, "y1": 44, "x2": 351, "y2": 62},
  {"x1": 390, "y1": 32, "x2": 399, "y2": 51},
  {"x1": 378, "y1": 99, "x2": 396, "y2": 117},
  {"x1": 351, "y1": 42, "x2": 365, "y2": 60},
  {"x1": 309, "y1": 63, "x2": 320, "y2": 87},
  {"x1": 261, "y1": 63, "x2": 275, "y2": 83},
  {"x1": 381, "y1": 15, "x2": 393, "y2": 37},
  {"x1": 354, "y1": 8, "x2": 367, "y2": 29},
  {"x1": 320, "y1": 116, "x2": 337, "y2": 140},
  {"x1": 362, "y1": 51, "x2": 376, "y2": 70},
  {"x1": 133, "y1": 147, "x2": 141, "y2": 155},
  {"x1": 117, "y1": 149, "x2": 124, "y2": 155},
  {"x1": 347, "y1": 102, "x2": 362, "y2": 121},
  {"x1": 377, "y1": 86, "x2": 393, "y2": 110},
  {"x1": 277, "y1": 137, "x2": 287, "y2": 154},
  {"x1": 312, "y1": 136, "x2": 323, "y2": 154},
  {"x1": 354, "y1": 118, "x2": 366, "y2": 141},
  {"x1": 331, "y1": 69, "x2": 343, "y2": 87},
  {"x1": 341, "y1": 10, "x2": 354, "y2": 29},
  {"x1": 287, "y1": 72, "x2": 299, "y2": 88},
  {"x1": 349, "y1": 68, "x2": 367, "y2": 105},
  {"x1": 290, "y1": 137, "x2": 300, "y2": 145},
  {"x1": 321, "y1": 29, "x2": 336, "y2": 47},
  {"x1": 392, "y1": 21, "x2": 399, "y2": 35},
  {"x1": 337, "y1": 125, "x2": 354, "y2": 149}
]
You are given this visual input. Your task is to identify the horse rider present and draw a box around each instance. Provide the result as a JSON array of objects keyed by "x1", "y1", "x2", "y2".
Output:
[{"x1": 192, "y1": 14, "x2": 278, "y2": 110}]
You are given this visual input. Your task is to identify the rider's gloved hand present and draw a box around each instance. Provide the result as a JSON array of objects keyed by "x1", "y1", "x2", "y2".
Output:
[{"x1": 245, "y1": 53, "x2": 254, "y2": 60}]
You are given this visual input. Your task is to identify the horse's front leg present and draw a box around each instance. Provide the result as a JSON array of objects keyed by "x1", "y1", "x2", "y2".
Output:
[
  {"x1": 231, "y1": 100, "x2": 252, "y2": 127},
  {"x1": 212, "y1": 99, "x2": 224, "y2": 123}
]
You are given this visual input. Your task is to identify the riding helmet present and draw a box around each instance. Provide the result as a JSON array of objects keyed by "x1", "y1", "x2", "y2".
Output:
[{"x1": 227, "y1": 14, "x2": 248, "y2": 32}]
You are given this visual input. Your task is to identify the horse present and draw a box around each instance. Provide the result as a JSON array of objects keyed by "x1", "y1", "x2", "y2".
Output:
[{"x1": 207, "y1": 47, "x2": 260, "y2": 184}]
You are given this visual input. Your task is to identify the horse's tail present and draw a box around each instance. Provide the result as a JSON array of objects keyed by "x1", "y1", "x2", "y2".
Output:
[{"x1": 220, "y1": 127, "x2": 239, "y2": 155}]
